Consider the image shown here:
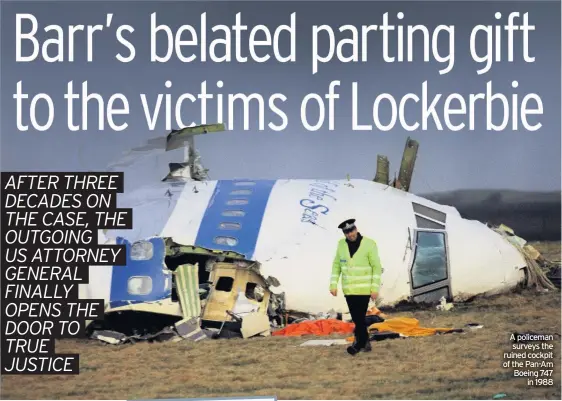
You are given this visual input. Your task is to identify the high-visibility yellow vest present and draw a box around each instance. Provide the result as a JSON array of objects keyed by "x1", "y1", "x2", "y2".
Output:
[{"x1": 330, "y1": 236, "x2": 382, "y2": 295}]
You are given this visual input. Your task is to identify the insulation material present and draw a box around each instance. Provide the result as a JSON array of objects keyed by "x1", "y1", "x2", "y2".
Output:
[
  {"x1": 523, "y1": 244, "x2": 542, "y2": 261},
  {"x1": 175, "y1": 264, "x2": 201, "y2": 319},
  {"x1": 232, "y1": 292, "x2": 259, "y2": 316},
  {"x1": 493, "y1": 226, "x2": 557, "y2": 291}
]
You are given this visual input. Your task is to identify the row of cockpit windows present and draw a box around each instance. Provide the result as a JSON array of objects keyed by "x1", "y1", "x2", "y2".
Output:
[
  {"x1": 412, "y1": 202, "x2": 446, "y2": 229},
  {"x1": 213, "y1": 181, "x2": 257, "y2": 247}
]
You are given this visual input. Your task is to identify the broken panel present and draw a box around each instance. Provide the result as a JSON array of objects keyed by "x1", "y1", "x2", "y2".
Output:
[
  {"x1": 166, "y1": 123, "x2": 226, "y2": 151},
  {"x1": 397, "y1": 137, "x2": 419, "y2": 192},
  {"x1": 374, "y1": 155, "x2": 389, "y2": 185},
  {"x1": 174, "y1": 264, "x2": 202, "y2": 319},
  {"x1": 201, "y1": 262, "x2": 271, "y2": 323}
]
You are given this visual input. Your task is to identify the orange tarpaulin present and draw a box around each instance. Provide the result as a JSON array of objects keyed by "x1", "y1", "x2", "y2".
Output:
[
  {"x1": 272, "y1": 306, "x2": 387, "y2": 337},
  {"x1": 346, "y1": 317, "x2": 455, "y2": 342},
  {"x1": 272, "y1": 319, "x2": 355, "y2": 337},
  {"x1": 272, "y1": 307, "x2": 454, "y2": 339}
]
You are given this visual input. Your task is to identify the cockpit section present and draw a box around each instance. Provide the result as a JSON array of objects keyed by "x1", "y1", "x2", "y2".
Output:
[{"x1": 87, "y1": 237, "x2": 284, "y2": 339}]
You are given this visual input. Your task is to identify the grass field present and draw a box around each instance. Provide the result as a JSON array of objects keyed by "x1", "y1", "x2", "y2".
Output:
[{"x1": 2, "y1": 246, "x2": 561, "y2": 400}]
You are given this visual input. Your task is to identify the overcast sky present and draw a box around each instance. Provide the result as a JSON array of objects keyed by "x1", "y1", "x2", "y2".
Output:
[{"x1": 1, "y1": 0, "x2": 560, "y2": 193}]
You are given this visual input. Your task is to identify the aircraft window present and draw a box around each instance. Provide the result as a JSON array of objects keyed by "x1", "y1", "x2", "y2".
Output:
[
  {"x1": 234, "y1": 181, "x2": 256, "y2": 186},
  {"x1": 214, "y1": 236, "x2": 238, "y2": 246},
  {"x1": 230, "y1": 189, "x2": 252, "y2": 195},
  {"x1": 219, "y1": 222, "x2": 241, "y2": 230},
  {"x1": 245, "y1": 282, "x2": 265, "y2": 302},
  {"x1": 222, "y1": 210, "x2": 245, "y2": 217},
  {"x1": 226, "y1": 199, "x2": 248, "y2": 206},
  {"x1": 127, "y1": 276, "x2": 153, "y2": 295},
  {"x1": 412, "y1": 286, "x2": 449, "y2": 304},
  {"x1": 411, "y1": 231, "x2": 448, "y2": 289},
  {"x1": 216, "y1": 277, "x2": 234, "y2": 292},
  {"x1": 245, "y1": 282, "x2": 257, "y2": 300},
  {"x1": 130, "y1": 240, "x2": 153, "y2": 260},
  {"x1": 416, "y1": 215, "x2": 445, "y2": 230},
  {"x1": 412, "y1": 202, "x2": 447, "y2": 223}
]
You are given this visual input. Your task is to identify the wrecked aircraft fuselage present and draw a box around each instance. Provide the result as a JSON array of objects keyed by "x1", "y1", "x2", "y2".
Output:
[
  {"x1": 83, "y1": 235, "x2": 284, "y2": 337},
  {"x1": 86, "y1": 126, "x2": 557, "y2": 340},
  {"x1": 81, "y1": 178, "x2": 556, "y2": 339}
]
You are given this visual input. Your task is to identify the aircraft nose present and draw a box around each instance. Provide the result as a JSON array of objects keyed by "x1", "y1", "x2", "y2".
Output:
[{"x1": 447, "y1": 219, "x2": 527, "y2": 297}]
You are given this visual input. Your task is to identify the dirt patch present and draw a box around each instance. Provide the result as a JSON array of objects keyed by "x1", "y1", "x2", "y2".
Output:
[{"x1": 2, "y1": 290, "x2": 560, "y2": 400}]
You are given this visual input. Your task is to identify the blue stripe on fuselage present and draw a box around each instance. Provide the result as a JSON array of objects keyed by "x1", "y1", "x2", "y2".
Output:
[{"x1": 194, "y1": 180, "x2": 276, "y2": 260}]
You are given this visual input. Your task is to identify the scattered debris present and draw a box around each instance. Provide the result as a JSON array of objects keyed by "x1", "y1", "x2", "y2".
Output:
[
  {"x1": 201, "y1": 260, "x2": 274, "y2": 327},
  {"x1": 241, "y1": 313, "x2": 272, "y2": 339},
  {"x1": 300, "y1": 339, "x2": 349, "y2": 347},
  {"x1": 370, "y1": 331, "x2": 404, "y2": 341},
  {"x1": 492, "y1": 224, "x2": 559, "y2": 290},
  {"x1": 175, "y1": 317, "x2": 208, "y2": 341},
  {"x1": 91, "y1": 330, "x2": 127, "y2": 345},
  {"x1": 316, "y1": 309, "x2": 339, "y2": 320},
  {"x1": 91, "y1": 324, "x2": 200, "y2": 345},
  {"x1": 436, "y1": 296, "x2": 454, "y2": 311},
  {"x1": 88, "y1": 239, "x2": 285, "y2": 345}
]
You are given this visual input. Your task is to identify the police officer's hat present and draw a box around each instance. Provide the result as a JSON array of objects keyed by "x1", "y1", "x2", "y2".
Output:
[{"x1": 338, "y1": 218, "x2": 356, "y2": 233}]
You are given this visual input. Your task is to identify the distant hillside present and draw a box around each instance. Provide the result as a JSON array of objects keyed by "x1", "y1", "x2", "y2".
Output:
[{"x1": 420, "y1": 190, "x2": 561, "y2": 241}]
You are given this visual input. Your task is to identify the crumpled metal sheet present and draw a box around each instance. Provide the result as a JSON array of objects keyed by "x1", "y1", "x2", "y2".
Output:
[{"x1": 90, "y1": 322, "x2": 211, "y2": 345}]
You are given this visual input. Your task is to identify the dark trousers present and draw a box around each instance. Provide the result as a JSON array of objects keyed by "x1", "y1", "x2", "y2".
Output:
[{"x1": 345, "y1": 295, "x2": 370, "y2": 348}]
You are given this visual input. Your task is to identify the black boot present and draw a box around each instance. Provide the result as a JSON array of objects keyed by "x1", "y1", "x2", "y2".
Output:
[
  {"x1": 346, "y1": 345, "x2": 360, "y2": 355},
  {"x1": 360, "y1": 341, "x2": 372, "y2": 352}
]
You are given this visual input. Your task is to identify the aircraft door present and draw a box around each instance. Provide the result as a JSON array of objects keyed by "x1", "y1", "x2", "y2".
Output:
[{"x1": 408, "y1": 202, "x2": 451, "y2": 303}]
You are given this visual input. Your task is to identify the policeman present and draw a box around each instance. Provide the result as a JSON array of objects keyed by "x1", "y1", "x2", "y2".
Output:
[{"x1": 329, "y1": 218, "x2": 383, "y2": 355}]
